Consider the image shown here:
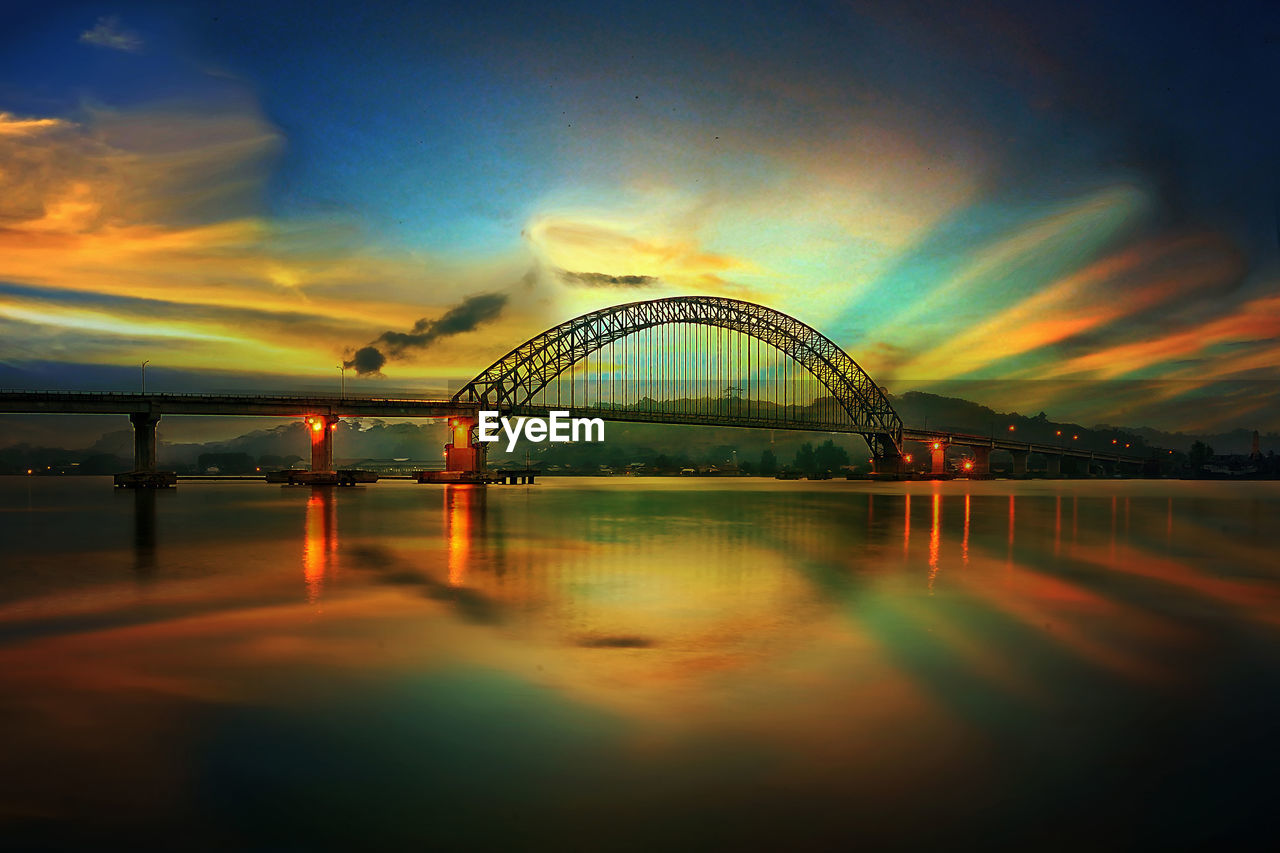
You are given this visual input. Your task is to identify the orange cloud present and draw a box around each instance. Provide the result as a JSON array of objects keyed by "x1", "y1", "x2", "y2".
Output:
[
  {"x1": 900, "y1": 234, "x2": 1244, "y2": 381},
  {"x1": 0, "y1": 107, "x2": 545, "y2": 379}
]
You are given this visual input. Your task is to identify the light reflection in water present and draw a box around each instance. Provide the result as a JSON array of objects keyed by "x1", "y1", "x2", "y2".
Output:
[
  {"x1": 903, "y1": 492, "x2": 911, "y2": 558},
  {"x1": 445, "y1": 485, "x2": 476, "y2": 586},
  {"x1": 2, "y1": 479, "x2": 1280, "y2": 848},
  {"x1": 302, "y1": 488, "x2": 337, "y2": 603},
  {"x1": 928, "y1": 490, "x2": 941, "y2": 589}
]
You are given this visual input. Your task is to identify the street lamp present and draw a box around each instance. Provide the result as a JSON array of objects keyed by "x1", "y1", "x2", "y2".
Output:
[
  {"x1": 141, "y1": 359, "x2": 150, "y2": 394},
  {"x1": 337, "y1": 364, "x2": 346, "y2": 398}
]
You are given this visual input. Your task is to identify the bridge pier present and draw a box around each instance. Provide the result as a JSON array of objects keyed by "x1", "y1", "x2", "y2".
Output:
[
  {"x1": 929, "y1": 441, "x2": 947, "y2": 476},
  {"x1": 1009, "y1": 449, "x2": 1030, "y2": 477},
  {"x1": 307, "y1": 414, "x2": 339, "y2": 473},
  {"x1": 115, "y1": 412, "x2": 176, "y2": 487},
  {"x1": 131, "y1": 412, "x2": 160, "y2": 472},
  {"x1": 445, "y1": 415, "x2": 485, "y2": 474},
  {"x1": 970, "y1": 446, "x2": 991, "y2": 478},
  {"x1": 870, "y1": 454, "x2": 904, "y2": 479},
  {"x1": 1046, "y1": 454, "x2": 1062, "y2": 477}
]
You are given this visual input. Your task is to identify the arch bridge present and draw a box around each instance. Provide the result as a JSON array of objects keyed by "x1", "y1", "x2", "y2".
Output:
[
  {"x1": 450, "y1": 295, "x2": 903, "y2": 470},
  {"x1": 0, "y1": 295, "x2": 1150, "y2": 483}
]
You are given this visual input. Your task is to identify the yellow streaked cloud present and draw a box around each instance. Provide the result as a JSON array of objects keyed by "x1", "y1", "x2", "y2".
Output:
[
  {"x1": 0, "y1": 106, "x2": 547, "y2": 379},
  {"x1": 0, "y1": 304, "x2": 245, "y2": 343},
  {"x1": 899, "y1": 234, "x2": 1244, "y2": 381}
]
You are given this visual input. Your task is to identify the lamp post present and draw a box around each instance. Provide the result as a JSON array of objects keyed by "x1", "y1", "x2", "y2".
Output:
[
  {"x1": 141, "y1": 360, "x2": 150, "y2": 394},
  {"x1": 337, "y1": 364, "x2": 346, "y2": 398}
]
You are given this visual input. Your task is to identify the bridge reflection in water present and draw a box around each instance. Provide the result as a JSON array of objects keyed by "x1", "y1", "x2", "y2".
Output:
[
  {"x1": 302, "y1": 488, "x2": 337, "y2": 603},
  {"x1": 5, "y1": 478, "x2": 1277, "y2": 847}
]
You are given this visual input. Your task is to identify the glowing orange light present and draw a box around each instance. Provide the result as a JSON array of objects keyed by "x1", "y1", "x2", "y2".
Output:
[
  {"x1": 1125, "y1": 443, "x2": 1130, "y2": 448},
  {"x1": 311, "y1": 421, "x2": 323, "y2": 432},
  {"x1": 1112, "y1": 439, "x2": 1118, "y2": 444},
  {"x1": 1055, "y1": 430, "x2": 1062, "y2": 436},
  {"x1": 962, "y1": 460, "x2": 974, "y2": 470},
  {"x1": 932, "y1": 442, "x2": 940, "y2": 450},
  {"x1": 903, "y1": 453, "x2": 913, "y2": 463},
  {"x1": 1008, "y1": 425, "x2": 1016, "y2": 432},
  {"x1": 1073, "y1": 435, "x2": 1079, "y2": 440},
  {"x1": 330, "y1": 422, "x2": 338, "y2": 430},
  {"x1": 26, "y1": 468, "x2": 33, "y2": 475}
]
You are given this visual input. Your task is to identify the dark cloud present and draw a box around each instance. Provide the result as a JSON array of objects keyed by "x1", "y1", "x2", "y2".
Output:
[
  {"x1": 576, "y1": 635, "x2": 655, "y2": 649},
  {"x1": 560, "y1": 270, "x2": 657, "y2": 288},
  {"x1": 343, "y1": 292, "x2": 508, "y2": 375},
  {"x1": 345, "y1": 346, "x2": 386, "y2": 375}
]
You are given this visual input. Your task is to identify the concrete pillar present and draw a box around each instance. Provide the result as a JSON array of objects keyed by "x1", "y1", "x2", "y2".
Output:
[
  {"x1": 445, "y1": 415, "x2": 485, "y2": 473},
  {"x1": 130, "y1": 412, "x2": 160, "y2": 472},
  {"x1": 1010, "y1": 449, "x2": 1030, "y2": 477},
  {"x1": 971, "y1": 446, "x2": 991, "y2": 477},
  {"x1": 1046, "y1": 454, "x2": 1062, "y2": 476},
  {"x1": 306, "y1": 415, "x2": 339, "y2": 473},
  {"x1": 929, "y1": 441, "x2": 947, "y2": 475},
  {"x1": 871, "y1": 454, "x2": 903, "y2": 478}
]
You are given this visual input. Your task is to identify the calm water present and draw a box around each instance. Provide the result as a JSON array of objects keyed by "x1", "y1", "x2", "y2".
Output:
[{"x1": 2, "y1": 477, "x2": 1279, "y2": 848}]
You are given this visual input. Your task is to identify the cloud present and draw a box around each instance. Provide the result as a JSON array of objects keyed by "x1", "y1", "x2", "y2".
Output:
[
  {"x1": 559, "y1": 270, "x2": 657, "y2": 288},
  {"x1": 79, "y1": 16, "x2": 143, "y2": 52},
  {"x1": 344, "y1": 346, "x2": 387, "y2": 375},
  {"x1": 0, "y1": 106, "x2": 549, "y2": 379},
  {"x1": 526, "y1": 215, "x2": 744, "y2": 286},
  {"x1": 344, "y1": 292, "x2": 509, "y2": 375}
]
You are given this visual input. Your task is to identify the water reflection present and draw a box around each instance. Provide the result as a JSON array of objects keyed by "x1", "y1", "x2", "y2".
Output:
[
  {"x1": 903, "y1": 492, "x2": 911, "y2": 558},
  {"x1": 445, "y1": 485, "x2": 484, "y2": 586},
  {"x1": 302, "y1": 488, "x2": 337, "y2": 603},
  {"x1": 3, "y1": 480, "x2": 1280, "y2": 848},
  {"x1": 928, "y1": 490, "x2": 941, "y2": 589},
  {"x1": 132, "y1": 488, "x2": 157, "y2": 581}
]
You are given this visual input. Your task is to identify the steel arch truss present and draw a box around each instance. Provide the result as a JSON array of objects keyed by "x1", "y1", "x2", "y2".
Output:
[{"x1": 454, "y1": 295, "x2": 903, "y2": 457}]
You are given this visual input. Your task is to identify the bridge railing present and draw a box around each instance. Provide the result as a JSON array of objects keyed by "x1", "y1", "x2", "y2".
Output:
[{"x1": 0, "y1": 389, "x2": 457, "y2": 403}]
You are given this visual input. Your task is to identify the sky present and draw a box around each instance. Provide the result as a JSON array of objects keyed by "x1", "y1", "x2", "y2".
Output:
[{"x1": 1, "y1": 0, "x2": 1277, "y2": 435}]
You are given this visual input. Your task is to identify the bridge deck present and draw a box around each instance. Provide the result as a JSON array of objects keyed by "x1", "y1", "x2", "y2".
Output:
[
  {"x1": 0, "y1": 392, "x2": 1146, "y2": 464},
  {"x1": 0, "y1": 391, "x2": 471, "y2": 419},
  {"x1": 902, "y1": 428, "x2": 1144, "y2": 464}
]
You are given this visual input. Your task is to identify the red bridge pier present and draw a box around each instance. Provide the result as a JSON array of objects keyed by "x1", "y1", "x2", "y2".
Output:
[
  {"x1": 930, "y1": 440, "x2": 947, "y2": 476},
  {"x1": 418, "y1": 415, "x2": 534, "y2": 485},
  {"x1": 445, "y1": 415, "x2": 485, "y2": 474},
  {"x1": 307, "y1": 414, "x2": 339, "y2": 473},
  {"x1": 269, "y1": 415, "x2": 376, "y2": 485}
]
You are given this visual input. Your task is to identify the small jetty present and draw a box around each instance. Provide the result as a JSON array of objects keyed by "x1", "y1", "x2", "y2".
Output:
[
  {"x1": 416, "y1": 469, "x2": 537, "y2": 485},
  {"x1": 265, "y1": 470, "x2": 379, "y2": 486}
]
